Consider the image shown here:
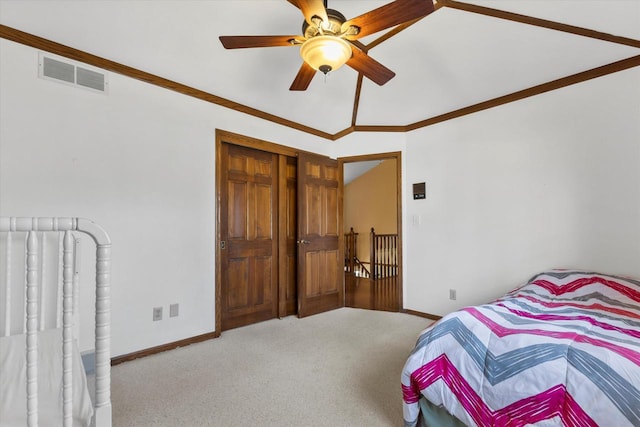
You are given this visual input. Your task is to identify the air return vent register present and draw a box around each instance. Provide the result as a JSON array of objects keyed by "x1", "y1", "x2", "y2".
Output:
[{"x1": 38, "y1": 53, "x2": 108, "y2": 93}]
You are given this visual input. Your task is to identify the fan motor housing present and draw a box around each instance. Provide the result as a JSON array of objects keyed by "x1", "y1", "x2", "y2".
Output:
[{"x1": 302, "y1": 8, "x2": 347, "y2": 38}]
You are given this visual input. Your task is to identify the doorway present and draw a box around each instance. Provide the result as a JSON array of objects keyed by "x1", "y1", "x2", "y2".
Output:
[{"x1": 339, "y1": 152, "x2": 403, "y2": 312}]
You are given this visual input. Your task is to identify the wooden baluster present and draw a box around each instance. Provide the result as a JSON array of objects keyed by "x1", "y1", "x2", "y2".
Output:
[
  {"x1": 390, "y1": 236, "x2": 393, "y2": 277},
  {"x1": 370, "y1": 228, "x2": 376, "y2": 308},
  {"x1": 378, "y1": 229, "x2": 381, "y2": 303},
  {"x1": 349, "y1": 227, "x2": 355, "y2": 273},
  {"x1": 381, "y1": 235, "x2": 385, "y2": 278},
  {"x1": 391, "y1": 235, "x2": 394, "y2": 277},
  {"x1": 370, "y1": 228, "x2": 375, "y2": 279},
  {"x1": 380, "y1": 234, "x2": 384, "y2": 306},
  {"x1": 393, "y1": 234, "x2": 400, "y2": 276},
  {"x1": 384, "y1": 235, "x2": 389, "y2": 279},
  {"x1": 379, "y1": 235, "x2": 382, "y2": 280},
  {"x1": 389, "y1": 236, "x2": 393, "y2": 278},
  {"x1": 344, "y1": 230, "x2": 348, "y2": 271},
  {"x1": 390, "y1": 235, "x2": 398, "y2": 276},
  {"x1": 380, "y1": 235, "x2": 384, "y2": 279},
  {"x1": 354, "y1": 229, "x2": 358, "y2": 274}
]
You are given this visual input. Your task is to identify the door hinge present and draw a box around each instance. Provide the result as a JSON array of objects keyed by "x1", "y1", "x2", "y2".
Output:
[{"x1": 220, "y1": 240, "x2": 226, "y2": 249}]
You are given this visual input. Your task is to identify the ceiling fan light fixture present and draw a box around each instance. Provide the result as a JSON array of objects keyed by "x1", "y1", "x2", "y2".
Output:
[{"x1": 300, "y1": 35, "x2": 351, "y2": 75}]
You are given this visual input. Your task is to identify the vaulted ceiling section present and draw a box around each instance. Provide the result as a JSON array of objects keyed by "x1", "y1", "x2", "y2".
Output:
[{"x1": 1, "y1": 0, "x2": 639, "y2": 140}]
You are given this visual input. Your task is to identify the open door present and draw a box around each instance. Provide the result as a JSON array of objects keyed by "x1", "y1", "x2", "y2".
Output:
[{"x1": 297, "y1": 152, "x2": 343, "y2": 317}]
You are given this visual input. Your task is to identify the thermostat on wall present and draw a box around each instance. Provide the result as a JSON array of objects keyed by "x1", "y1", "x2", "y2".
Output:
[{"x1": 413, "y1": 182, "x2": 426, "y2": 200}]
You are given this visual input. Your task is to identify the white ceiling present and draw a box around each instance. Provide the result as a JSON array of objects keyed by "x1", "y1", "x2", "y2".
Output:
[{"x1": 1, "y1": 0, "x2": 639, "y2": 137}]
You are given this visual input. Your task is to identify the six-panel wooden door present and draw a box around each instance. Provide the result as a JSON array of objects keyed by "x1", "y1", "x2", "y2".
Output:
[
  {"x1": 296, "y1": 152, "x2": 343, "y2": 317},
  {"x1": 219, "y1": 143, "x2": 279, "y2": 330}
]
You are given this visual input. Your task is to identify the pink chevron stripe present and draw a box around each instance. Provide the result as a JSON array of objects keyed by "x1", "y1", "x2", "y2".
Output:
[
  {"x1": 494, "y1": 384, "x2": 597, "y2": 427},
  {"x1": 465, "y1": 307, "x2": 640, "y2": 365},
  {"x1": 403, "y1": 354, "x2": 597, "y2": 426},
  {"x1": 403, "y1": 378, "x2": 422, "y2": 404},
  {"x1": 403, "y1": 354, "x2": 496, "y2": 425},
  {"x1": 531, "y1": 276, "x2": 640, "y2": 303},
  {"x1": 517, "y1": 294, "x2": 640, "y2": 321},
  {"x1": 498, "y1": 300, "x2": 640, "y2": 339}
]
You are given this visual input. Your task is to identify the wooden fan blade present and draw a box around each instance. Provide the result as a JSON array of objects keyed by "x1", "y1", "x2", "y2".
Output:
[
  {"x1": 347, "y1": 49, "x2": 395, "y2": 86},
  {"x1": 219, "y1": 35, "x2": 299, "y2": 49},
  {"x1": 290, "y1": 62, "x2": 316, "y2": 91},
  {"x1": 342, "y1": 0, "x2": 435, "y2": 40},
  {"x1": 296, "y1": 0, "x2": 328, "y2": 26}
]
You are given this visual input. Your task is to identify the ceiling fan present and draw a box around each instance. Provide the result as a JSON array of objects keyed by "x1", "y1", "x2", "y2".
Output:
[{"x1": 219, "y1": 0, "x2": 435, "y2": 91}]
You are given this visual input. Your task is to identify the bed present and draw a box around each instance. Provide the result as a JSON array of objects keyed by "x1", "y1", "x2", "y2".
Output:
[
  {"x1": 0, "y1": 217, "x2": 112, "y2": 427},
  {"x1": 401, "y1": 270, "x2": 640, "y2": 427}
]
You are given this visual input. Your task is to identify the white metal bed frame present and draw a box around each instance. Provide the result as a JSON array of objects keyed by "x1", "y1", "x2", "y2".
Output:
[{"x1": 0, "y1": 217, "x2": 112, "y2": 427}]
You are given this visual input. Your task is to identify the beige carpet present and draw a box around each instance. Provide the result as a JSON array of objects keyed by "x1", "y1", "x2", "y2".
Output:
[{"x1": 111, "y1": 308, "x2": 432, "y2": 426}]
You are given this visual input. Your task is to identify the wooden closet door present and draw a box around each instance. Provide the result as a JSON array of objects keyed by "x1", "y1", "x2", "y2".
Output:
[
  {"x1": 220, "y1": 143, "x2": 278, "y2": 330},
  {"x1": 297, "y1": 152, "x2": 343, "y2": 317}
]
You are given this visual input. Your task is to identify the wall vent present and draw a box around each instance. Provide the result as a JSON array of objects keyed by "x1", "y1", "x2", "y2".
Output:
[{"x1": 39, "y1": 53, "x2": 108, "y2": 94}]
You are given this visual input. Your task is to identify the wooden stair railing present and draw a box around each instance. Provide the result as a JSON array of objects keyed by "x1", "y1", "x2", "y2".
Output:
[
  {"x1": 370, "y1": 227, "x2": 398, "y2": 280},
  {"x1": 345, "y1": 227, "x2": 357, "y2": 272},
  {"x1": 353, "y1": 256, "x2": 370, "y2": 278},
  {"x1": 344, "y1": 227, "x2": 370, "y2": 278},
  {"x1": 344, "y1": 227, "x2": 399, "y2": 311}
]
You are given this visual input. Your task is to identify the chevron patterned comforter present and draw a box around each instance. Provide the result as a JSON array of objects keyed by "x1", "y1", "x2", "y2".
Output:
[{"x1": 401, "y1": 270, "x2": 640, "y2": 427}]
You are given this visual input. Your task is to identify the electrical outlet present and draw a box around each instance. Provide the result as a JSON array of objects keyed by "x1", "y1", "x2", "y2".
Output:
[
  {"x1": 170, "y1": 303, "x2": 179, "y2": 318},
  {"x1": 153, "y1": 307, "x2": 163, "y2": 321},
  {"x1": 449, "y1": 289, "x2": 457, "y2": 300}
]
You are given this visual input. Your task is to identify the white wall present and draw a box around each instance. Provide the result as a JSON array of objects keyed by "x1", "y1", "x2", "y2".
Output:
[
  {"x1": 404, "y1": 67, "x2": 640, "y2": 316},
  {"x1": 0, "y1": 40, "x2": 331, "y2": 355},
  {"x1": 2, "y1": 36, "x2": 639, "y2": 356}
]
